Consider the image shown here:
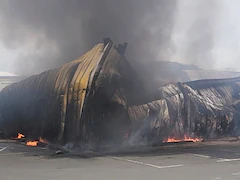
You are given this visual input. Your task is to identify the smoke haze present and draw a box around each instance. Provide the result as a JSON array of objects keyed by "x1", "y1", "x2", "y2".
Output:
[
  {"x1": 172, "y1": 0, "x2": 240, "y2": 71},
  {"x1": 0, "y1": 0, "x2": 177, "y2": 75},
  {"x1": 0, "y1": 0, "x2": 240, "y2": 75},
  {"x1": 184, "y1": 0, "x2": 218, "y2": 67}
]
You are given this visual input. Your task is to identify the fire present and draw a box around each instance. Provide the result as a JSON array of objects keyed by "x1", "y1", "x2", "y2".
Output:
[
  {"x1": 164, "y1": 137, "x2": 182, "y2": 143},
  {"x1": 14, "y1": 133, "x2": 25, "y2": 139},
  {"x1": 164, "y1": 135, "x2": 203, "y2": 143},
  {"x1": 183, "y1": 135, "x2": 203, "y2": 142},
  {"x1": 26, "y1": 137, "x2": 49, "y2": 147},
  {"x1": 26, "y1": 140, "x2": 38, "y2": 146}
]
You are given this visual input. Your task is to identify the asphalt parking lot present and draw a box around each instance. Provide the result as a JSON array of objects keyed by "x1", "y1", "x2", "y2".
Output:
[{"x1": 1, "y1": 140, "x2": 240, "y2": 180}]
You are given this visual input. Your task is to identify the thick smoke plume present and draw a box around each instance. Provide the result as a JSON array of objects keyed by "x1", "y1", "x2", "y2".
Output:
[
  {"x1": 184, "y1": 0, "x2": 218, "y2": 68},
  {"x1": 0, "y1": 0, "x2": 177, "y2": 75}
]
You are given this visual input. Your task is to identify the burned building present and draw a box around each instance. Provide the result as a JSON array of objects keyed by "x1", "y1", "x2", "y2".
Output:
[
  {"x1": 128, "y1": 77, "x2": 240, "y2": 144},
  {"x1": 0, "y1": 39, "x2": 149, "y2": 146},
  {"x1": 1, "y1": 39, "x2": 240, "y2": 148}
]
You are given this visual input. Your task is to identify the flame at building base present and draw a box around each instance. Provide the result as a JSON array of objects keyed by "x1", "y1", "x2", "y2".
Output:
[
  {"x1": 163, "y1": 135, "x2": 203, "y2": 143},
  {"x1": 26, "y1": 140, "x2": 38, "y2": 146},
  {"x1": 11, "y1": 133, "x2": 48, "y2": 147},
  {"x1": 13, "y1": 133, "x2": 25, "y2": 140},
  {"x1": 26, "y1": 137, "x2": 49, "y2": 147}
]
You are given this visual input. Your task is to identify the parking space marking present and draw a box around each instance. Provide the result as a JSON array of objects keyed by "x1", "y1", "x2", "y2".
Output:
[
  {"x1": 220, "y1": 149, "x2": 235, "y2": 152},
  {"x1": 0, "y1": 146, "x2": 8, "y2": 152},
  {"x1": 189, "y1": 153, "x2": 211, "y2": 159},
  {"x1": 232, "y1": 172, "x2": 240, "y2": 176},
  {"x1": 217, "y1": 158, "x2": 240, "y2": 163},
  {"x1": 211, "y1": 177, "x2": 222, "y2": 180},
  {"x1": 0, "y1": 152, "x2": 25, "y2": 156},
  {"x1": 112, "y1": 156, "x2": 183, "y2": 169}
]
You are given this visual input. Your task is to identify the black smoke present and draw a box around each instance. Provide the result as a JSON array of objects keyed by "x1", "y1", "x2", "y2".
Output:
[{"x1": 0, "y1": 0, "x2": 177, "y2": 75}]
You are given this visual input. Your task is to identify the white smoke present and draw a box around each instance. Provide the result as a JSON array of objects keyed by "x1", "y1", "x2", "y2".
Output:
[{"x1": 172, "y1": 0, "x2": 240, "y2": 71}]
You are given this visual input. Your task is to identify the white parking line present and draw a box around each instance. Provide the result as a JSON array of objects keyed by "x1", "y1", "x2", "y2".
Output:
[
  {"x1": 217, "y1": 158, "x2": 240, "y2": 163},
  {"x1": 211, "y1": 177, "x2": 222, "y2": 180},
  {"x1": 221, "y1": 149, "x2": 235, "y2": 152},
  {"x1": 0, "y1": 146, "x2": 8, "y2": 152},
  {"x1": 189, "y1": 153, "x2": 211, "y2": 159},
  {"x1": 232, "y1": 172, "x2": 240, "y2": 176},
  {"x1": 0, "y1": 152, "x2": 25, "y2": 156},
  {"x1": 112, "y1": 156, "x2": 183, "y2": 169}
]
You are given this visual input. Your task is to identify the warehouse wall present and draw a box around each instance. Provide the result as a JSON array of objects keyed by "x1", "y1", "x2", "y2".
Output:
[{"x1": 0, "y1": 39, "x2": 148, "y2": 147}]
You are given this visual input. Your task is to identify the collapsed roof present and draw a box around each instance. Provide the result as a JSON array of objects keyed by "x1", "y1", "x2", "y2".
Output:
[
  {"x1": 128, "y1": 77, "x2": 240, "y2": 144},
  {"x1": 1, "y1": 39, "x2": 240, "y2": 148}
]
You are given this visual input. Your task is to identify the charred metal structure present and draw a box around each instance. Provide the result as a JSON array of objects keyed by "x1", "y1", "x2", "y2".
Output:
[
  {"x1": 128, "y1": 77, "x2": 240, "y2": 144},
  {"x1": 0, "y1": 39, "x2": 148, "y2": 146},
  {"x1": 1, "y1": 39, "x2": 240, "y2": 147}
]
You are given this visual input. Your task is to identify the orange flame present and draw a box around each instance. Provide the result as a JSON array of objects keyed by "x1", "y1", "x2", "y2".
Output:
[
  {"x1": 183, "y1": 135, "x2": 203, "y2": 142},
  {"x1": 14, "y1": 133, "x2": 25, "y2": 139},
  {"x1": 26, "y1": 140, "x2": 38, "y2": 146},
  {"x1": 26, "y1": 137, "x2": 49, "y2": 147},
  {"x1": 164, "y1": 135, "x2": 203, "y2": 143}
]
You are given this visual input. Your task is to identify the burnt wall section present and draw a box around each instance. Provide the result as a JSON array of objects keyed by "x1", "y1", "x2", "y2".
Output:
[
  {"x1": 0, "y1": 39, "x2": 148, "y2": 147},
  {"x1": 0, "y1": 42, "x2": 107, "y2": 143},
  {"x1": 81, "y1": 43, "x2": 150, "y2": 146},
  {"x1": 128, "y1": 77, "x2": 240, "y2": 144}
]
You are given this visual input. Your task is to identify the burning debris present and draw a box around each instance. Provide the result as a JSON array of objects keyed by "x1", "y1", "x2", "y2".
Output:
[
  {"x1": 11, "y1": 132, "x2": 49, "y2": 147},
  {"x1": 26, "y1": 141, "x2": 38, "y2": 147},
  {"x1": 163, "y1": 136, "x2": 203, "y2": 143},
  {"x1": 26, "y1": 137, "x2": 49, "y2": 147},
  {"x1": 10, "y1": 132, "x2": 26, "y2": 140},
  {"x1": 16, "y1": 133, "x2": 25, "y2": 139},
  {"x1": 0, "y1": 39, "x2": 240, "y2": 150}
]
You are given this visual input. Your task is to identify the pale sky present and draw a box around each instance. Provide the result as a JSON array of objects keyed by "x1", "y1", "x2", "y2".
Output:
[
  {"x1": 170, "y1": 0, "x2": 240, "y2": 71},
  {"x1": 0, "y1": 43, "x2": 16, "y2": 73}
]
